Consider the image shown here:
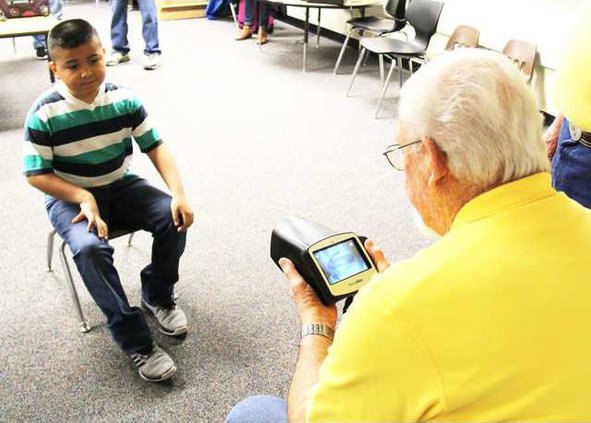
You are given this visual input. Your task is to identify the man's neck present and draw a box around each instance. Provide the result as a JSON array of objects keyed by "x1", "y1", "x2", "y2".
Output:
[{"x1": 432, "y1": 176, "x2": 493, "y2": 235}]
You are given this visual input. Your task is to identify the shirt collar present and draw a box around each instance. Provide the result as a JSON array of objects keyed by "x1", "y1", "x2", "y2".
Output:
[
  {"x1": 55, "y1": 80, "x2": 107, "y2": 106},
  {"x1": 451, "y1": 172, "x2": 556, "y2": 228}
]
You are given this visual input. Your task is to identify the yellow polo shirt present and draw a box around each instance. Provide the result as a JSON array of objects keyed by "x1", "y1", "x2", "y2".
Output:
[{"x1": 307, "y1": 172, "x2": 591, "y2": 421}]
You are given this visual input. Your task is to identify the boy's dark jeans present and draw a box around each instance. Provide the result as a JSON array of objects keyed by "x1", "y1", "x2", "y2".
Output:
[{"x1": 46, "y1": 174, "x2": 187, "y2": 354}]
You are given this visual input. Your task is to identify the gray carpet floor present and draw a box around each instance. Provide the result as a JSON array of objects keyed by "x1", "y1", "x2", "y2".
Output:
[{"x1": 0, "y1": 2, "x2": 432, "y2": 421}]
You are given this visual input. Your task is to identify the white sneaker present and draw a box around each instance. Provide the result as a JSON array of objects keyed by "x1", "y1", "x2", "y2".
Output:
[
  {"x1": 106, "y1": 51, "x2": 130, "y2": 66},
  {"x1": 130, "y1": 344, "x2": 176, "y2": 382},
  {"x1": 142, "y1": 299, "x2": 188, "y2": 336},
  {"x1": 143, "y1": 53, "x2": 161, "y2": 70}
]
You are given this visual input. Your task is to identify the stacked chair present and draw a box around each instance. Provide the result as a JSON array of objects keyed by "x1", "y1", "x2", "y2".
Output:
[
  {"x1": 502, "y1": 39, "x2": 537, "y2": 82},
  {"x1": 346, "y1": 0, "x2": 444, "y2": 118}
]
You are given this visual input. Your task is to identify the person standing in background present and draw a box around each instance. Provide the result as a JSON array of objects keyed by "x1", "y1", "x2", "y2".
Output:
[
  {"x1": 32, "y1": 0, "x2": 63, "y2": 59},
  {"x1": 106, "y1": 0, "x2": 162, "y2": 70},
  {"x1": 543, "y1": 2, "x2": 591, "y2": 208}
]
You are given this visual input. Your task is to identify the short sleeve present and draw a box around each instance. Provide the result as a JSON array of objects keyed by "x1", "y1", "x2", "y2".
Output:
[
  {"x1": 128, "y1": 95, "x2": 162, "y2": 153},
  {"x1": 23, "y1": 108, "x2": 53, "y2": 176},
  {"x1": 306, "y1": 276, "x2": 446, "y2": 422}
]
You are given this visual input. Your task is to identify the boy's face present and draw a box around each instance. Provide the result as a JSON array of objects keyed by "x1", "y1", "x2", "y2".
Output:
[{"x1": 49, "y1": 36, "x2": 106, "y2": 103}]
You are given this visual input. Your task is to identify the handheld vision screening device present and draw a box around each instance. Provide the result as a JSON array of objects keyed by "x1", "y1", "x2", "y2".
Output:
[{"x1": 270, "y1": 216, "x2": 377, "y2": 305}]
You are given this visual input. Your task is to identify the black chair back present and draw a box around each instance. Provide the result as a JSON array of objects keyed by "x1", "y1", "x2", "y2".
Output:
[
  {"x1": 384, "y1": 0, "x2": 408, "y2": 31},
  {"x1": 406, "y1": 0, "x2": 444, "y2": 49}
]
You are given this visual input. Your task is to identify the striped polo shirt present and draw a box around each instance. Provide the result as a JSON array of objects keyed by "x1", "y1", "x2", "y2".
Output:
[{"x1": 23, "y1": 81, "x2": 162, "y2": 188}]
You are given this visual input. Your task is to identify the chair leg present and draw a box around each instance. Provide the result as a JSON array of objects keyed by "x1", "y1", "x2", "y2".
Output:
[
  {"x1": 362, "y1": 49, "x2": 370, "y2": 66},
  {"x1": 59, "y1": 241, "x2": 91, "y2": 333},
  {"x1": 229, "y1": 2, "x2": 239, "y2": 29},
  {"x1": 47, "y1": 230, "x2": 56, "y2": 272},
  {"x1": 375, "y1": 58, "x2": 397, "y2": 119},
  {"x1": 346, "y1": 47, "x2": 367, "y2": 97},
  {"x1": 127, "y1": 232, "x2": 134, "y2": 247},
  {"x1": 379, "y1": 54, "x2": 385, "y2": 84},
  {"x1": 333, "y1": 28, "x2": 352, "y2": 75}
]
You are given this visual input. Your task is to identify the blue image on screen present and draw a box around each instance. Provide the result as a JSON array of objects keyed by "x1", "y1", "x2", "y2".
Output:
[{"x1": 313, "y1": 239, "x2": 369, "y2": 285}]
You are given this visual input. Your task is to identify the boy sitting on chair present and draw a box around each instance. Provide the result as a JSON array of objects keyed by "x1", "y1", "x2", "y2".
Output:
[{"x1": 23, "y1": 19, "x2": 194, "y2": 383}]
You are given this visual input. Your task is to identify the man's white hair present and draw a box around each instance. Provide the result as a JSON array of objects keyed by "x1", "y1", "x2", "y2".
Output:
[{"x1": 399, "y1": 48, "x2": 548, "y2": 186}]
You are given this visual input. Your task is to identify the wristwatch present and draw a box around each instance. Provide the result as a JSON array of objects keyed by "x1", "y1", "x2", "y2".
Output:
[{"x1": 301, "y1": 323, "x2": 335, "y2": 341}]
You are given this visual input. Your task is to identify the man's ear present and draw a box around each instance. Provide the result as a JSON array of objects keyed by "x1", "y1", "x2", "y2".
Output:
[{"x1": 423, "y1": 136, "x2": 449, "y2": 186}]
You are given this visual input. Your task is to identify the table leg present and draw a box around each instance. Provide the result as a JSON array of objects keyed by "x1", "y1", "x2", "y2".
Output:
[
  {"x1": 316, "y1": 8, "x2": 321, "y2": 48},
  {"x1": 258, "y1": 0, "x2": 264, "y2": 51},
  {"x1": 303, "y1": 6, "x2": 309, "y2": 72}
]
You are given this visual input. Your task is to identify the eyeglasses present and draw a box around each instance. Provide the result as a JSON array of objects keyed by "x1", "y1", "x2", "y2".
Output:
[{"x1": 383, "y1": 140, "x2": 422, "y2": 170}]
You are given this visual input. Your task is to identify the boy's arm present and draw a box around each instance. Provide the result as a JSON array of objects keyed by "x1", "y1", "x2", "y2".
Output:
[
  {"x1": 27, "y1": 173, "x2": 109, "y2": 239},
  {"x1": 146, "y1": 143, "x2": 194, "y2": 232}
]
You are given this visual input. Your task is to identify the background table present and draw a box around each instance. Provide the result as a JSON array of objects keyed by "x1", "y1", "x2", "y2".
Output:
[
  {"x1": 0, "y1": 16, "x2": 59, "y2": 83},
  {"x1": 259, "y1": 0, "x2": 381, "y2": 72}
]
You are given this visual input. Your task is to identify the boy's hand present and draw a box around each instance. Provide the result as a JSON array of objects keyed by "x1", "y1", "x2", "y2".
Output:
[
  {"x1": 72, "y1": 196, "x2": 109, "y2": 240},
  {"x1": 171, "y1": 195, "x2": 194, "y2": 232}
]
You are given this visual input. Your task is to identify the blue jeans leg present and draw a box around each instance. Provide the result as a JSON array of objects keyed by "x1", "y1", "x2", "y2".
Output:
[
  {"x1": 138, "y1": 0, "x2": 161, "y2": 55},
  {"x1": 108, "y1": 175, "x2": 186, "y2": 307},
  {"x1": 33, "y1": 0, "x2": 63, "y2": 49},
  {"x1": 226, "y1": 396, "x2": 288, "y2": 423},
  {"x1": 110, "y1": 0, "x2": 130, "y2": 54},
  {"x1": 46, "y1": 197, "x2": 153, "y2": 355},
  {"x1": 243, "y1": 0, "x2": 270, "y2": 28}
]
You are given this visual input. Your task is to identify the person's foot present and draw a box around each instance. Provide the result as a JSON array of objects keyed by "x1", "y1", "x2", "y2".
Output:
[
  {"x1": 143, "y1": 53, "x2": 161, "y2": 70},
  {"x1": 106, "y1": 51, "x2": 130, "y2": 66},
  {"x1": 130, "y1": 344, "x2": 177, "y2": 382},
  {"x1": 142, "y1": 299, "x2": 188, "y2": 336},
  {"x1": 35, "y1": 47, "x2": 48, "y2": 60},
  {"x1": 257, "y1": 28, "x2": 269, "y2": 45},
  {"x1": 235, "y1": 25, "x2": 253, "y2": 41}
]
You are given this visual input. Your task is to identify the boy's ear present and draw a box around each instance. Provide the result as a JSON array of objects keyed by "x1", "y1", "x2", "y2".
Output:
[{"x1": 48, "y1": 60, "x2": 57, "y2": 75}]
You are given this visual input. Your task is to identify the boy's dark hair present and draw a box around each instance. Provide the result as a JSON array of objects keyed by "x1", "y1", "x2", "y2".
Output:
[{"x1": 48, "y1": 19, "x2": 101, "y2": 54}]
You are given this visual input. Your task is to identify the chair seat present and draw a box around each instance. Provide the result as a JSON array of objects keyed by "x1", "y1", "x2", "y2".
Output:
[
  {"x1": 360, "y1": 37, "x2": 425, "y2": 56},
  {"x1": 347, "y1": 16, "x2": 399, "y2": 35},
  {"x1": 109, "y1": 226, "x2": 135, "y2": 239}
]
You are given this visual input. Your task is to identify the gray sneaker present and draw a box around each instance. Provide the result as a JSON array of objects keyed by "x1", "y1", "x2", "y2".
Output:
[
  {"x1": 142, "y1": 299, "x2": 188, "y2": 336},
  {"x1": 130, "y1": 344, "x2": 176, "y2": 382},
  {"x1": 143, "y1": 53, "x2": 161, "y2": 70},
  {"x1": 106, "y1": 51, "x2": 130, "y2": 66}
]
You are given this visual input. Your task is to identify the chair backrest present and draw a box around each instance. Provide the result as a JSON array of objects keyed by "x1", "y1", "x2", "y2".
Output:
[
  {"x1": 502, "y1": 39, "x2": 536, "y2": 82},
  {"x1": 445, "y1": 25, "x2": 479, "y2": 50},
  {"x1": 384, "y1": 0, "x2": 408, "y2": 32},
  {"x1": 406, "y1": 0, "x2": 444, "y2": 50}
]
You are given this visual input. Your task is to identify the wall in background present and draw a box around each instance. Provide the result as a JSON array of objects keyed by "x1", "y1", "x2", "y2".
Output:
[{"x1": 287, "y1": 0, "x2": 583, "y2": 114}]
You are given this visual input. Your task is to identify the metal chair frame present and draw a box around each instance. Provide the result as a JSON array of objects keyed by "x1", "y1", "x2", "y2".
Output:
[
  {"x1": 46, "y1": 228, "x2": 135, "y2": 333},
  {"x1": 333, "y1": 0, "x2": 408, "y2": 77}
]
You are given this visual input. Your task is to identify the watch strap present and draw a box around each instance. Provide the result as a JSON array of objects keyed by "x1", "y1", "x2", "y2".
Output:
[{"x1": 301, "y1": 323, "x2": 335, "y2": 341}]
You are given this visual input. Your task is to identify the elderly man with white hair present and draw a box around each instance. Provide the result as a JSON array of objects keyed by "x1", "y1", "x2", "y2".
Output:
[{"x1": 226, "y1": 48, "x2": 591, "y2": 422}]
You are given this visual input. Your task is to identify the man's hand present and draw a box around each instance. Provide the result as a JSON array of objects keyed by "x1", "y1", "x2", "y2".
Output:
[
  {"x1": 279, "y1": 258, "x2": 337, "y2": 329},
  {"x1": 171, "y1": 195, "x2": 194, "y2": 232},
  {"x1": 364, "y1": 239, "x2": 390, "y2": 272},
  {"x1": 71, "y1": 194, "x2": 109, "y2": 239}
]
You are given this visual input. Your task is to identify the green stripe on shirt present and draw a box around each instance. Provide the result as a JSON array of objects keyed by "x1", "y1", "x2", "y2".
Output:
[
  {"x1": 24, "y1": 154, "x2": 52, "y2": 172},
  {"x1": 47, "y1": 99, "x2": 135, "y2": 132},
  {"x1": 135, "y1": 129, "x2": 161, "y2": 151}
]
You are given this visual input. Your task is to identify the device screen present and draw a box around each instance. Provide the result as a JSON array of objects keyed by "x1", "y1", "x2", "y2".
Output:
[{"x1": 313, "y1": 239, "x2": 370, "y2": 285}]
